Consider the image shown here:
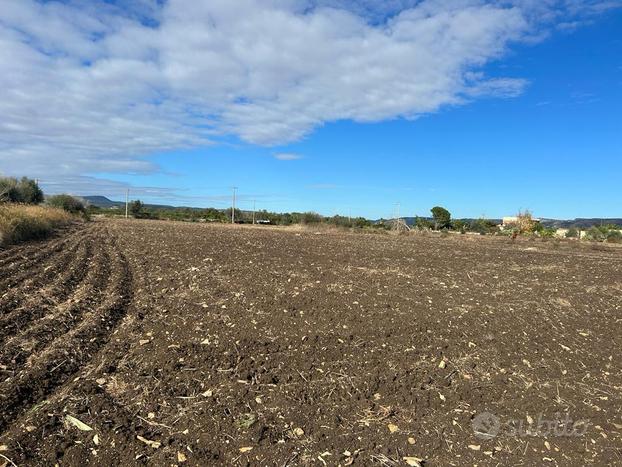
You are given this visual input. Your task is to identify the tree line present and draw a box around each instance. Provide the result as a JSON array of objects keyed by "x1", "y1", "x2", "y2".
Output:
[{"x1": 4, "y1": 177, "x2": 619, "y2": 242}]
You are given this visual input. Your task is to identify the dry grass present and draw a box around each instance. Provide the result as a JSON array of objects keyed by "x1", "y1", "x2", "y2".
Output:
[{"x1": 0, "y1": 204, "x2": 74, "y2": 247}]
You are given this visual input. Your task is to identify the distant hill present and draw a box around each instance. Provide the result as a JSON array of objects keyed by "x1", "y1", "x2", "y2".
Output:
[
  {"x1": 83, "y1": 196, "x2": 202, "y2": 211},
  {"x1": 82, "y1": 196, "x2": 124, "y2": 208},
  {"x1": 539, "y1": 218, "x2": 622, "y2": 228}
]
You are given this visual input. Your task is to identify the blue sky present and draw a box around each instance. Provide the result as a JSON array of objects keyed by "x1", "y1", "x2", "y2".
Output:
[{"x1": 1, "y1": 1, "x2": 621, "y2": 219}]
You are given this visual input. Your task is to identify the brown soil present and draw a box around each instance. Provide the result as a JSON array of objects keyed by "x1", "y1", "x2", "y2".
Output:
[{"x1": 0, "y1": 219, "x2": 620, "y2": 466}]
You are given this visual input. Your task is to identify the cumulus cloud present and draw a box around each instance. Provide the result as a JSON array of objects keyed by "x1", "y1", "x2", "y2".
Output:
[{"x1": 0, "y1": 0, "x2": 617, "y2": 195}]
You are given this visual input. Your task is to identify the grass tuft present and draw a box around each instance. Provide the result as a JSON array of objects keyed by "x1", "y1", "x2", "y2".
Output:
[{"x1": 0, "y1": 204, "x2": 74, "y2": 247}]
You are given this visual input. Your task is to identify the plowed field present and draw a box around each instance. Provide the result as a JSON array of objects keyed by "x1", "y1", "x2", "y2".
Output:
[{"x1": 0, "y1": 220, "x2": 620, "y2": 466}]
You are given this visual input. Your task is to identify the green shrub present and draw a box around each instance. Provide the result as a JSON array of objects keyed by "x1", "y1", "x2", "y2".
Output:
[
  {"x1": 606, "y1": 230, "x2": 622, "y2": 243},
  {"x1": 414, "y1": 217, "x2": 433, "y2": 230},
  {"x1": 129, "y1": 200, "x2": 147, "y2": 218},
  {"x1": 565, "y1": 228, "x2": 579, "y2": 238},
  {"x1": 300, "y1": 212, "x2": 323, "y2": 224},
  {"x1": 47, "y1": 194, "x2": 87, "y2": 215},
  {"x1": 0, "y1": 177, "x2": 44, "y2": 204},
  {"x1": 585, "y1": 226, "x2": 606, "y2": 242},
  {"x1": 452, "y1": 219, "x2": 467, "y2": 233},
  {"x1": 540, "y1": 228, "x2": 556, "y2": 238},
  {"x1": 470, "y1": 218, "x2": 496, "y2": 235}
]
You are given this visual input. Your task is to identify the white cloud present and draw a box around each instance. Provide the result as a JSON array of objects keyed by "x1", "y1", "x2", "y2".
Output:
[
  {"x1": 273, "y1": 153, "x2": 304, "y2": 160},
  {"x1": 0, "y1": 0, "x2": 616, "y2": 194}
]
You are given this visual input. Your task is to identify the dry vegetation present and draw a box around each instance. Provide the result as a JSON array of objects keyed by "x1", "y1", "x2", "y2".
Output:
[{"x1": 0, "y1": 204, "x2": 74, "y2": 247}]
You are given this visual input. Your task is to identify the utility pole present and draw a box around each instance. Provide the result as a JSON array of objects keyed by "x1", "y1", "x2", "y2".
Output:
[
  {"x1": 125, "y1": 189, "x2": 129, "y2": 219},
  {"x1": 231, "y1": 187, "x2": 237, "y2": 224},
  {"x1": 392, "y1": 202, "x2": 409, "y2": 232},
  {"x1": 252, "y1": 199, "x2": 256, "y2": 225}
]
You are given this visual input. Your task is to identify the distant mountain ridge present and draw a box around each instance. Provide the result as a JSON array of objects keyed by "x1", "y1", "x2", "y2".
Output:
[
  {"x1": 82, "y1": 196, "x2": 122, "y2": 208},
  {"x1": 538, "y1": 218, "x2": 622, "y2": 229},
  {"x1": 83, "y1": 195, "x2": 201, "y2": 211}
]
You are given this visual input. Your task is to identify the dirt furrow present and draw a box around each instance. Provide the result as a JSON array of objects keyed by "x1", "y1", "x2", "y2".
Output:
[
  {"x1": 0, "y1": 236, "x2": 110, "y2": 372},
  {"x1": 0, "y1": 237, "x2": 88, "y2": 320},
  {"x1": 0, "y1": 239, "x2": 93, "y2": 347},
  {"x1": 0, "y1": 234, "x2": 131, "y2": 433},
  {"x1": 0, "y1": 226, "x2": 75, "y2": 263},
  {"x1": 0, "y1": 232, "x2": 85, "y2": 308},
  {"x1": 0, "y1": 229, "x2": 80, "y2": 284}
]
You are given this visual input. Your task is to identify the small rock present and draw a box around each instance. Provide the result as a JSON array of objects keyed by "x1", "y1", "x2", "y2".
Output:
[{"x1": 403, "y1": 456, "x2": 423, "y2": 466}]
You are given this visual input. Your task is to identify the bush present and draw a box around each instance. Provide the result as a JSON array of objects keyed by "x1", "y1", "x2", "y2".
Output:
[
  {"x1": 47, "y1": 194, "x2": 87, "y2": 215},
  {"x1": 606, "y1": 229, "x2": 622, "y2": 243},
  {"x1": 565, "y1": 228, "x2": 579, "y2": 238},
  {"x1": 353, "y1": 217, "x2": 373, "y2": 228},
  {"x1": 0, "y1": 204, "x2": 73, "y2": 247},
  {"x1": 300, "y1": 212, "x2": 323, "y2": 224},
  {"x1": 415, "y1": 217, "x2": 433, "y2": 230},
  {"x1": 203, "y1": 207, "x2": 227, "y2": 222},
  {"x1": 452, "y1": 219, "x2": 467, "y2": 233},
  {"x1": 130, "y1": 200, "x2": 145, "y2": 218},
  {"x1": 540, "y1": 228, "x2": 556, "y2": 238},
  {"x1": 470, "y1": 218, "x2": 496, "y2": 235},
  {"x1": 0, "y1": 177, "x2": 44, "y2": 204},
  {"x1": 510, "y1": 210, "x2": 539, "y2": 234},
  {"x1": 584, "y1": 226, "x2": 606, "y2": 242}
]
